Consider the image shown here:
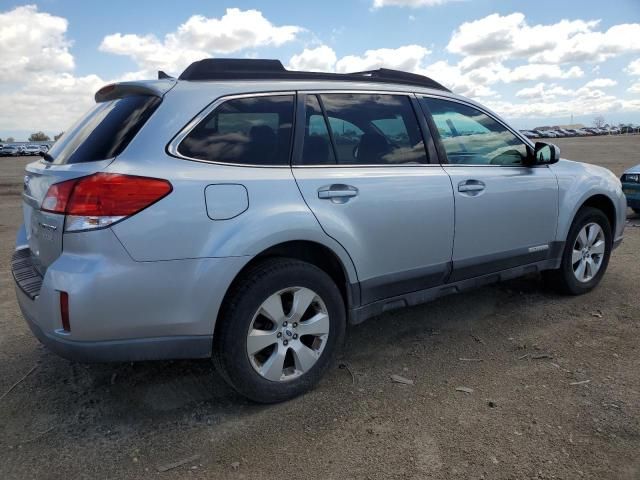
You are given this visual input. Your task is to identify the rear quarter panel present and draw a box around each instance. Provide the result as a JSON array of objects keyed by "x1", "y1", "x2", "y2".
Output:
[{"x1": 105, "y1": 81, "x2": 358, "y2": 283}]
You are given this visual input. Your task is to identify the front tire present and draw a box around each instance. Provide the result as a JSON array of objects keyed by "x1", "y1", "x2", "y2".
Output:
[
  {"x1": 544, "y1": 207, "x2": 612, "y2": 295},
  {"x1": 213, "y1": 258, "x2": 346, "y2": 403}
]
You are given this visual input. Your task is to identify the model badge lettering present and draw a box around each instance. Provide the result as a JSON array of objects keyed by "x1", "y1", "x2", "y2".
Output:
[{"x1": 528, "y1": 245, "x2": 549, "y2": 253}]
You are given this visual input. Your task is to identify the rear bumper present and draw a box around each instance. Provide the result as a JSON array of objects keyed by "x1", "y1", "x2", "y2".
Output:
[
  {"x1": 17, "y1": 285, "x2": 212, "y2": 362},
  {"x1": 13, "y1": 225, "x2": 250, "y2": 362}
]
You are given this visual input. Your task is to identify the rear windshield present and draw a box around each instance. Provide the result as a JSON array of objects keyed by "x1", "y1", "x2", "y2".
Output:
[{"x1": 47, "y1": 95, "x2": 160, "y2": 164}]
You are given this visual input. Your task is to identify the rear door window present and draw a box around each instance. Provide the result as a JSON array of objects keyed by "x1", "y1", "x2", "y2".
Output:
[
  {"x1": 178, "y1": 95, "x2": 295, "y2": 165},
  {"x1": 48, "y1": 95, "x2": 160, "y2": 164},
  {"x1": 297, "y1": 93, "x2": 427, "y2": 165}
]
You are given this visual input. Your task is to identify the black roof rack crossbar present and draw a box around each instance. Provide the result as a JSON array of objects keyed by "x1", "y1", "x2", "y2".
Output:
[{"x1": 178, "y1": 59, "x2": 450, "y2": 92}]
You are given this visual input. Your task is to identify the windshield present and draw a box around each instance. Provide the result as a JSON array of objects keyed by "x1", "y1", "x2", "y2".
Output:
[{"x1": 47, "y1": 95, "x2": 160, "y2": 164}]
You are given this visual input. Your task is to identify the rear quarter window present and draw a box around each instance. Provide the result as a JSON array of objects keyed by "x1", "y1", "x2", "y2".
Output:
[
  {"x1": 48, "y1": 95, "x2": 160, "y2": 165},
  {"x1": 176, "y1": 95, "x2": 295, "y2": 166}
]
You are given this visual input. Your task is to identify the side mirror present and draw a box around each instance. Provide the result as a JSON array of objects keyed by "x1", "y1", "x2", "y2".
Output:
[{"x1": 528, "y1": 142, "x2": 560, "y2": 165}]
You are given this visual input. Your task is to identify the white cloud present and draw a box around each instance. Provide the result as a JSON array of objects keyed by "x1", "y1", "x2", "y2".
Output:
[
  {"x1": 629, "y1": 82, "x2": 640, "y2": 95},
  {"x1": 418, "y1": 60, "x2": 498, "y2": 97},
  {"x1": 531, "y1": 23, "x2": 640, "y2": 64},
  {"x1": 0, "y1": 73, "x2": 104, "y2": 134},
  {"x1": 335, "y1": 45, "x2": 431, "y2": 73},
  {"x1": 505, "y1": 64, "x2": 583, "y2": 83},
  {"x1": 583, "y1": 78, "x2": 617, "y2": 88},
  {"x1": 626, "y1": 58, "x2": 640, "y2": 76},
  {"x1": 447, "y1": 12, "x2": 640, "y2": 65},
  {"x1": 288, "y1": 46, "x2": 337, "y2": 72},
  {"x1": 0, "y1": 5, "x2": 74, "y2": 83},
  {"x1": 0, "y1": 6, "x2": 106, "y2": 136},
  {"x1": 100, "y1": 8, "x2": 302, "y2": 74},
  {"x1": 515, "y1": 83, "x2": 574, "y2": 100},
  {"x1": 373, "y1": 0, "x2": 460, "y2": 7},
  {"x1": 484, "y1": 94, "x2": 627, "y2": 119}
]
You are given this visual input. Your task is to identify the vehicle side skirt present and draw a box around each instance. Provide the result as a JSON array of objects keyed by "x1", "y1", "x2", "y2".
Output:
[{"x1": 349, "y1": 245, "x2": 563, "y2": 325}]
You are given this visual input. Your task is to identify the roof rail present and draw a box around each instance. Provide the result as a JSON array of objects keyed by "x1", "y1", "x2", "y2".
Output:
[{"x1": 178, "y1": 58, "x2": 450, "y2": 92}]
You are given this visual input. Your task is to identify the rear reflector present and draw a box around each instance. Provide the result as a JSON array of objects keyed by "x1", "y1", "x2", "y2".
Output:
[
  {"x1": 60, "y1": 291, "x2": 70, "y2": 332},
  {"x1": 41, "y1": 173, "x2": 172, "y2": 231}
]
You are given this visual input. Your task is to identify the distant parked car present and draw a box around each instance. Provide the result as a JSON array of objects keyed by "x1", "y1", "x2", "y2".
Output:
[
  {"x1": 621, "y1": 166, "x2": 640, "y2": 214},
  {"x1": 535, "y1": 130, "x2": 556, "y2": 138},
  {"x1": 519, "y1": 130, "x2": 539, "y2": 138},
  {"x1": 39, "y1": 145, "x2": 49, "y2": 152},
  {"x1": 1, "y1": 145, "x2": 20, "y2": 156},
  {"x1": 22, "y1": 145, "x2": 42, "y2": 156}
]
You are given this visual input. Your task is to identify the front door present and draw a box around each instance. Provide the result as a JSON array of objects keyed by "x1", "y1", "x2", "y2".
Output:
[
  {"x1": 292, "y1": 92, "x2": 455, "y2": 304},
  {"x1": 419, "y1": 96, "x2": 559, "y2": 281}
]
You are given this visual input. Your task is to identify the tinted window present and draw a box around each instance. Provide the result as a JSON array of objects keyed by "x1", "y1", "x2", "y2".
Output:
[
  {"x1": 301, "y1": 95, "x2": 336, "y2": 165},
  {"x1": 178, "y1": 95, "x2": 294, "y2": 165},
  {"x1": 421, "y1": 98, "x2": 527, "y2": 166},
  {"x1": 309, "y1": 93, "x2": 427, "y2": 165},
  {"x1": 48, "y1": 95, "x2": 160, "y2": 164}
]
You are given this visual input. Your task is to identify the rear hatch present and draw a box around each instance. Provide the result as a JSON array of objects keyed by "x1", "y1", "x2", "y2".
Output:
[{"x1": 23, "y1": 90, "x2": 163, "y2": 275}]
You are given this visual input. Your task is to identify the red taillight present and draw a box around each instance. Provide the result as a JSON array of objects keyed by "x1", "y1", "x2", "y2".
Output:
[
  {"x1": 40, "y1": 178, "x2": 76, "y2": 214},
  {"x1": 60, "y1": 291, "x2": 70, "y2": 332},
  {"x1": 41, "y1": 173, "x2": 172, "y2": 223}
]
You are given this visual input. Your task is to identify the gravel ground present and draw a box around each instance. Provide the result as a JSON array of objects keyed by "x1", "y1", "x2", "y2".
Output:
[{"x1": 1, "y1": 136, "x2": 639, "y2": 480}]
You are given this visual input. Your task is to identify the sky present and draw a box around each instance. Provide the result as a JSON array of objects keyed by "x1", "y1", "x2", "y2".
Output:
[{"x1": 1, "y1": 0, "x2": 640, "y2": 140}]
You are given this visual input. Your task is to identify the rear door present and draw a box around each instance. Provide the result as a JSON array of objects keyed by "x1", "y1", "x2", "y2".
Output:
[
  {"x1": 418, "y1": 96, "x2": 559, "y2": 281},
  {"x1": 23, "y1": 94, "x2": 161, "y2": 274},
  {"x1": 292, "y1": 92, "x2": 455, "y2": 304}
]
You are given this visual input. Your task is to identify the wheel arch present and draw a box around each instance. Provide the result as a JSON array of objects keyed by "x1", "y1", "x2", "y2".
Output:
[
  {"x1": 558, "y1": 190, "x2": 620, "y2": 243},
  {"x1": 214, "y1": 240, "x2": 360, "y2": 336},
  {"x1": 579, "y1": 194, "x2": 616, "y2": 235}
]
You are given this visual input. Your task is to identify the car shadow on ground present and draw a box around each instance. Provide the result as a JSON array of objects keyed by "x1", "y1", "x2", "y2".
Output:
[{"x1": 1, "y1": 271, "x2": 562, "y2": 448}]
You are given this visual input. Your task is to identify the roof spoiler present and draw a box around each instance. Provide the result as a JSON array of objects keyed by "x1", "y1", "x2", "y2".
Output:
[{"x1": 94, "y1": 80, "x2": 174, "y2": 103}]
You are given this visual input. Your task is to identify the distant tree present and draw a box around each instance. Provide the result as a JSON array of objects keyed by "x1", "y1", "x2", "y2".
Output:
[
  {"x1": 6, "y1": 136, "x2": 15, "y2": 143},
  {"x1": 593, "y1": 115, "x2": 606, "y2": 128},
  {"x1": 53, "y1": 132, "x2": 64, "y2": 141},
  {"x1": 29, "y1": 131, "x2": 51, "y2": 142}
]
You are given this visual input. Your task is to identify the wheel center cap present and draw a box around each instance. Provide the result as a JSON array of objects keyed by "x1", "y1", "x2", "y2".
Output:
[{"x1": 285, "y1": 329, "x2": 292, "y2": 337}]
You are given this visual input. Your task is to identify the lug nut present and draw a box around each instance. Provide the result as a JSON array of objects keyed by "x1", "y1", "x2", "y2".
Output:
[
  {"x1": 293, "y1": 334, "x2": 298, "y2": 340},
  {"x1": 277, "y1": 332, "x2": 282, "y2": 338},
  {"x1": 293, "y1": 322, "x2": 298, "y2": 328},
  {"x1": 283, "y1": 340, "x2": 288, "y2": 346},
  {"x1": 283, "y1": 321, "x2": 288, "y2": 327}
]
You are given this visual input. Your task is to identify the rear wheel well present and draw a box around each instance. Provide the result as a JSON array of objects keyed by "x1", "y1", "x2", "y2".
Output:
[
  {"x1": 216, "y1": 241, "x2": 352, "y2": 334},
  {"x1": 579, "y1": 194, "x2": 616, "y2": 233}
]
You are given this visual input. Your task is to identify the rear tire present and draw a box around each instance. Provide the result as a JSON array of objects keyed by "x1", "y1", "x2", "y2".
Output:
[
  {"x1": 213, "y1": 258, "x2": 346, "y2": 403},
  {"x1": 543, "y1": 207, "x2": 612, "y2": 295}
]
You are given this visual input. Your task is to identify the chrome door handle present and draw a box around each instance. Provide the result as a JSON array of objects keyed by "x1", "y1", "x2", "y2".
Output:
[
  {"x1": 318, "y1": 184, "x2": 359, "y2": 202},
  {"x1": 458, "y1": 180, "x2": 485, "y2": 193}
]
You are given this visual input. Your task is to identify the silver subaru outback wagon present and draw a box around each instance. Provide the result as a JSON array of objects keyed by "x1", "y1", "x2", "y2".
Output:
[{"x1": 13, "y1": 59, "x2": 626, "y2": 403}]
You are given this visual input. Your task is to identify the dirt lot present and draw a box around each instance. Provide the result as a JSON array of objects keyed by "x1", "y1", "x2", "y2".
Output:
[{"x1": 1, "y1": 136, "x2": 639, "y2": 480}]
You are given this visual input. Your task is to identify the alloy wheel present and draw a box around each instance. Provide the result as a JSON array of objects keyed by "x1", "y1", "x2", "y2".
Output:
[
  {"x1": 247, "y1": 287, "x2": 330, "y2": 382},
  {"x1": 572, "y1": 222, "x2": 606, "y2": 283}
]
